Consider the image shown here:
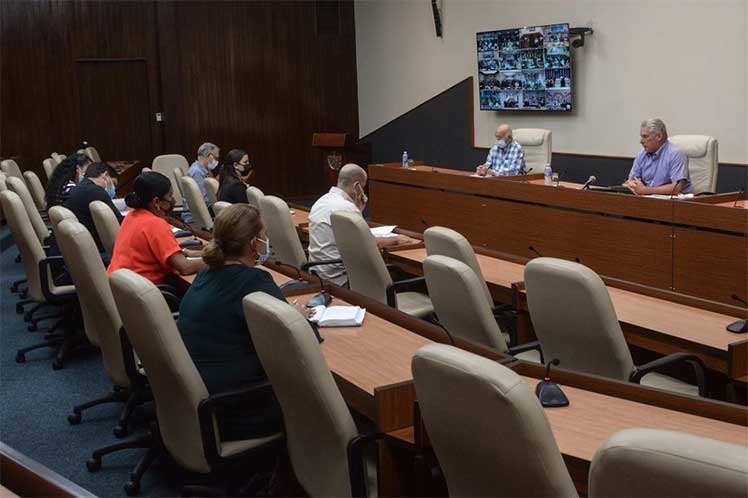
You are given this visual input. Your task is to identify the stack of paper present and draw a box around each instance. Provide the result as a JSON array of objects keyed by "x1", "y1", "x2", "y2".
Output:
[
  {"x1": 309, "y1": 305, "x2": 366, "y2": 327},
  {"x1": 370, "y1": 225, "x2": 398, "y2": 238}
]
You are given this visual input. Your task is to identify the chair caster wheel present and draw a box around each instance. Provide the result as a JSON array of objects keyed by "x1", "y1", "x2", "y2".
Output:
[
  {"x1": 16, "y1": 303, "x2": 23, "y2": 314},
  {"x1": 52, "y1": 359, "x2": 63, "y2": 370},
  {"x1": 15, "y1": 352, "x2": 25, "y2": 363},
  {"x1": 68, "y1": 412, "x2": 82, "y2": 425},
  {"x1": 86, "y1": 458, "x2": 101, "y2": 472},
  {"x1": 124, "y1": 481, "x2": 140, "y2": 496},
  {"x1": 28, "y1": 323, "x2": 37, "y2": 332}
]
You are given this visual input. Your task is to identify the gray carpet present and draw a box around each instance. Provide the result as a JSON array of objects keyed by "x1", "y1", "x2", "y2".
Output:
[{"x1": 0, "y1": 224, "x2": 181, "y2": 497}]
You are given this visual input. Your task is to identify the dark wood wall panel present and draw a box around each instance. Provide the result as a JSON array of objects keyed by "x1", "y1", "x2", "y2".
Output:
[{"x1": 1, "y1": 1, "x2": 358, "y2": 197}]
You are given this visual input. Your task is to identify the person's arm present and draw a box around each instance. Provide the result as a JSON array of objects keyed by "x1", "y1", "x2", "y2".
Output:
[
  {"x1": 624, "y1": 154, "x2": 643, "y2": 186},
  {"x1": 167, "y1": 251, "x2": 206, "y2": 275},
  {"x1": 629, "y1": 180, "x2": 685, "y2": 196},
  {"x1": 375, "y1": 235, "x2": 413, "y2": 248}
]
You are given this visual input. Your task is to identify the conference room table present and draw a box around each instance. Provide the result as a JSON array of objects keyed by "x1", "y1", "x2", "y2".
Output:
[
  {"x1": 171, "y1": 205, "x2": 747, "y2": 495},
  {"x1": 254, "y1": 266, "x2": 748, "y2": 496},
  {"x1": 384, "y1": 245, "x2": 748, "y2": 387},
  {"x1": 367, "y1": 163, "x2": 748, "y2": 307}
]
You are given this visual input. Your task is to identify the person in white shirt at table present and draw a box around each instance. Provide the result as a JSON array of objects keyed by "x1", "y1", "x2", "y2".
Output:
[
  {"x1": 308, "y1": 163, "x2": 409, "y2": 286},
  {"x1": 476, "y1": 124, "x2": 526, "y2": 177}
]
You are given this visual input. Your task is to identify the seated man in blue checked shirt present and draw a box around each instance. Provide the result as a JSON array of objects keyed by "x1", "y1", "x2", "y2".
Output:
[{"x1": 476, "y1": 124, "x2": 526, "y2": 177}]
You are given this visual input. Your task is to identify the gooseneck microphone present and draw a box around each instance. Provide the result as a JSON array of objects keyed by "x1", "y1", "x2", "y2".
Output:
[
  {"x1": 421, "y1": 219, "x2": 430, "y2": 229},
  {"x1": 275, "y1": 261, "x2": 310, "y2": 294},
  {"x1": 535, "y1": 359, "x2": 569, "y2": 407},
  {"x1": 581, "y1": 175, "x2": 597, "y2": 190},
  {"x1": 726, "y1": 294, "x2": 748, "y2": 334},
  {"x1": 734, "y1": 188, "x2": 745, "y2": 208},
  {"x1": 307, "y1": 271, "x2": 332, "y2": 308}
]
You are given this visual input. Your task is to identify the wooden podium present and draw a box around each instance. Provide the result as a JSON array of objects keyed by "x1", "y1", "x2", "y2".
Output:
[{"x1": 312, "y1": 133, "x2": 371, "y2": 187}]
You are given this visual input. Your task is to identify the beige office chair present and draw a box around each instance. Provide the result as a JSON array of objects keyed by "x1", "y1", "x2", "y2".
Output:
[
  {"x1": 180, "y1": 176, "x2": 213, "y2": 231},
  {"x1": 55, "y1": 219, "x2": 143, "y2": 436},
  {"x1": 51, "y1": 152, "x2": 66, "y2": 165},
  {"x1": 260, "y1": 195, "x2": 307, "y2": 269},
  {"x1": 48, "y1": 205, "x2": 77, "y2": 230},
  {"x1": 424, "y1": 226, "x2": 492, "y2": 307},
  {"x1": 243, "y1": 292, "x2": 377, "y2": 498},
  {"x1": 0, "y1": 172, "x2": 6, "y2": 223},
  {"x1": 23, "y1": 171, "x2": 47, "y2": 211},
  {"x1": 412, "y1": 344, "x2": 577, "y2": 497},
  {"x1": 331, "y1": 211, "x2": 433, "y2": 319},
  {"x1": 151, "y1": 154, "x2": 188, "y2": 206},
  {"x1": 106, "y1": 269, "x2": 282, "y2": 495},
  {"x1": 85, "y1": 146, "x2": 102, "y2": 163},
  {"x1": 6, "y1": 176, "x2": 49, "y2": 244},
  {"x1": 589, "y1": 428, "x2": 748, "y2": 498},
  {"x1": 423, "y1": 255, "x2": 539, "y2": 361},
  {"x1": 90, "y1": 200, "x2": 121, "y2": 260},
  {"x1": 1, "y1": 159, "x2": 24, "y2": 180},
  {"x1": 669, "y1": 135, "x2": 719, "y2": 194},
  {"x1": 524, "y1": 258, "x2": 706, "y2": 397},
  {"x1": 172, "y1": 167, "x2": 186, "y2": 203},
  {"x1": 140, "y1": 167, "x2": 152, "y2": 173},
  {"x1": 513, "y1": 128, "x2": 552, "y2": 173},
  {"x1": 204, "y1": 177, "x2": 219, "y2": 206},
  {"x1": 211, "y1": 201, "x2": 231, "y2": 218},
  {"x1": 246, "y1": 185, "x2": 264, "y2": 210},
  {"x1": 43, "y1": 158, "x2": 57, "y2": 181},
  {"x1": 0, "y1": 191, "x2": 77, "y2": 368}
]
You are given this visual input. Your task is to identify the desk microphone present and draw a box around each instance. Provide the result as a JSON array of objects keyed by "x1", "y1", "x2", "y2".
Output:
[
  {"x1": 574, "y1": 256, "x2": 582, "y2": 264},
  {"x1": 727, "y1": 294, "x2": 748, "y2": 333},
  {"x1": 535, "y1": 359, "x2": 569, "y2": 407},
  {"x1": 307, "y1": 271, "x2": 332, "y2": 308},
  {"x1": 734, "y1": 188, "x2": 745, "y2": 208},
  {"x1": 528, "y1": 245, "x2": 542, "y2": 258},
  {"x1": 581, "y1": 175, "x2": 597, "y2": 190},
  {"x1": 421, "y1": 219, "x2": 430, "y2": 229},
  {"x1": 524, "y1": 167, "x2": 534, "y2": 175},
  {"x1": 667, "y1": 179, "x2": 682, "y2": 199}
]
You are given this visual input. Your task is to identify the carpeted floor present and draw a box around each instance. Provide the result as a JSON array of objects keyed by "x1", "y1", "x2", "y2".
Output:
[{"x1": 0, "y1": 224, "x2": 182, "y2": 497}]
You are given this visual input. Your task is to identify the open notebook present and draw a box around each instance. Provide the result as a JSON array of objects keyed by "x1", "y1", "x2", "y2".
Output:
[{"x1": 309, "y1": 305, "x2": 366, "y2": 327}]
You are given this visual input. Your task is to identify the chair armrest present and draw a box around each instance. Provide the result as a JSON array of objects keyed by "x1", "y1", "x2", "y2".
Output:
[
  {"x1": 38, "y1": 256, "x2": 75, "y2": 303},
  {"x1": 347, "y1": 432, "x2": 388, "y2": 498},
  {"x1": 385, "y1": 276, "x2": 426, "y2": 308},
  {"x1": 630, "y1": 353, "x2": 708, "y2": 397},
  {"x1": 507, "y1": 340, "x2": 541, "y2": 357},
  {"x1": 156, "y1": 284, "x2": 181, "y2": 311},
  {"x1": 197, "y1": 381, "x2": 276, "y2": 467},
  {"x1": 301, "y1": 259, "x2": 343, "y2": 272}
]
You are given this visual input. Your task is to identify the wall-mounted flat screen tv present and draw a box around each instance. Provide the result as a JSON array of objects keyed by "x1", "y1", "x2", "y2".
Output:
[{"x1": 477, "y1": 23, "x2": 572, "y2": 112}]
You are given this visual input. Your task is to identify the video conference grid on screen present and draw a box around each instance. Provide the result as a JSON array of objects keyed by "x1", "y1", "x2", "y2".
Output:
[{"x1": 477, "y1": 23, "x2": 572, "y2": 112}]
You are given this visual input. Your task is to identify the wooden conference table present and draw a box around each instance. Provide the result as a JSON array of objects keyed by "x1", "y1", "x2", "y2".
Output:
[
  {"x1": 367, "y1": 163, "x2": 748, "y2": 307},
  {"x1": 385, "y1": 246, "x2": 748, "y2": 383},
  {"x1": 174, "y1": 256, "x2": 747, "y2": 496}
]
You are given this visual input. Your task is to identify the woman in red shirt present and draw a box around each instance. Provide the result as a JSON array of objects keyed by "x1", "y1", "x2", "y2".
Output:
[{"x1": 108, "y1": 171, "x2": 204, "y2": 284}]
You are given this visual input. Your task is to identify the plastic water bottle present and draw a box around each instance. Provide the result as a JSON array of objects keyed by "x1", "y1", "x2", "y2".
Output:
[
  {"x1": 544, "y1": 163, "x2": 552, "y2": 185},
  {"x1": 402, "y1": 151, "x2": 409, "y2": 169}
]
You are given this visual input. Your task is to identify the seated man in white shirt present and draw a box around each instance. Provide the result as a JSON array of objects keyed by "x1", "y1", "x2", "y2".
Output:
[{"x1": 308, "y1": 163, "x2": 410, "y2": 286}]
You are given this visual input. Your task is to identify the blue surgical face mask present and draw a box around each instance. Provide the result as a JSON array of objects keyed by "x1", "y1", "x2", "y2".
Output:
[
  {"x1": 105, "y1": 185, "x2": 116, "y2": 198},
  {"x1": 496, "y1": 139, "x2": 507, "y2": 149},
  {"x1": 255, "y1": 237, "x2": 270, "y2": 265}
]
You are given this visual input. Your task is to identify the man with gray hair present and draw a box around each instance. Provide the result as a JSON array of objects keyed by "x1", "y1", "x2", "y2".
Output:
[
  {"x1": 624, "y1": 118, "x2": 691, "y2": 195},
  {"x1": 308, "y1": 163, "x2": 410, "y2": 286},
  {"x1": 189, "y1": 142, "x2": 220, "y2": 201}
]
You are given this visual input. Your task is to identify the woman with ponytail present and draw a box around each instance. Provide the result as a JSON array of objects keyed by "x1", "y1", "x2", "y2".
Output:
[
  {"x1": 45, "y1": 153, "x2": 92, "y2": 208},
  {"x1": 107, "y1": 171, "x2": 204, "y2": 284},
  {"x1": 177, "y1": 203, "x2": 307, "y2": 441}
]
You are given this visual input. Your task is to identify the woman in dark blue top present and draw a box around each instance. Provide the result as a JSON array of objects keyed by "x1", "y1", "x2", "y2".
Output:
[{"x1": 177, "y1": 203, "x2": 287, "y2": 441}]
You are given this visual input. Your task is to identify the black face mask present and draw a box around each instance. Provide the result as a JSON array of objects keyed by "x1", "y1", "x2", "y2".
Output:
[{"x1": 240, "y1": 163, "x2": 252, "y2": 176}]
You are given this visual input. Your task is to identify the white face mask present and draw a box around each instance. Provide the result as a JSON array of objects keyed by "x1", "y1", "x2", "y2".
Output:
[
  {"x1": 255, "y1": 237, "x2": 270, "y2": 265},
  {"x1": 209, "y1": 159, "x2": 219, "y2": 170},
  {"x1": 496, "y1": 139, "x2": 507, "y2": 149}
]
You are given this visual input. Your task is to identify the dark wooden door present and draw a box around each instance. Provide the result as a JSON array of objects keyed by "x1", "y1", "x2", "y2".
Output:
[{"x1": 76, "y1": 59, "x2": 154, "y2": 162}]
